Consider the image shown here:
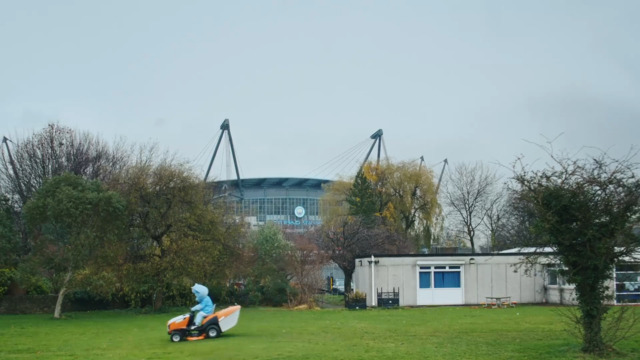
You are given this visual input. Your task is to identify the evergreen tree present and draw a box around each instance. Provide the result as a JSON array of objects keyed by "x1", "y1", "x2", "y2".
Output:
[{"x1": 346, "y1": 170, "x2": 379, "y2": 224}]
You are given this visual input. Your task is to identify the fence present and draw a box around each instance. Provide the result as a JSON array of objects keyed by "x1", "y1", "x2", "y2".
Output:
[{"x1": 376, "y1": 287, "x2": 400, "y2": 308}]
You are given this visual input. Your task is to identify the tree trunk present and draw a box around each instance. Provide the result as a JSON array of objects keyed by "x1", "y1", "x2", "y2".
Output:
[
  {"x1": 344, "y1": 271, "x2": 354, "y2": 294},
  {"x1": 576, "y1": 279, "x2": 607, "y2": 355},
  {"x1": 490, "y1": 232, "x2": 496, "y2": 252},
  {"x1": 467, "y1": 226, "x2": 476, "y2": 254},
  {"x1": 153, "y1": 288, "x2": 164, "y2": 311},
  {"x1": 54, "y1": 270, "x2": 72, "y2": 319},
  {"x1": 581, "y1": 305, "x2": 606, "y2": 355}
]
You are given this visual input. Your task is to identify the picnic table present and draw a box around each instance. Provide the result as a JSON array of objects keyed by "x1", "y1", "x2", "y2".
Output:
[{"x1": 486, "y1": 296, "x2": 512, "y2": 308}]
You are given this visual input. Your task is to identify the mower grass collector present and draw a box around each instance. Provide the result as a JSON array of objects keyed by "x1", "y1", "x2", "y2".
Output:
[{"x1": 167, "y1": 305, "x2": 241, "y2": 342}]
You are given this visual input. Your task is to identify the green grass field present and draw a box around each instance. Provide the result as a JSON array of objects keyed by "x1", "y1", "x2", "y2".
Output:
[{"x1": 1, "y1": 305, "x2": 638, "y2": 359}]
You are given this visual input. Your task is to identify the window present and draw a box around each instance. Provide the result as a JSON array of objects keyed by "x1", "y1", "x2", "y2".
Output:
[
  {"x1": 548, "y1": 269, "x2": 559, "y2": 285},
  {"x1": 546, "y1": 265, "x2": 567, "y2": 286},
  {"x1": 419, "y1": 266, "x2": 431, "y2": 288},
  {"x1": 418, "y1": 264, "x2": 461, "y2": 289},
  {"x1": 615, "y1": 263, "x2": 640, "y2": 304},
  {"x1": 434, "y1": 272, "x2": 461, "y2": 288},
  {"x1": 419, "y1": 272, "x2": 431, "y2": 288}
]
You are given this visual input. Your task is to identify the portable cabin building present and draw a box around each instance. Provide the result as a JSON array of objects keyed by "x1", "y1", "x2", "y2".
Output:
[{"x1": 352, "y1": 251, "x2": 640, "y2": 307}]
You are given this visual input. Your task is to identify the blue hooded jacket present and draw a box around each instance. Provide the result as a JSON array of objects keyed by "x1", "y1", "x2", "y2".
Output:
[{"x1": 191, "y1": 283, "x2": 214, "y2": 314}]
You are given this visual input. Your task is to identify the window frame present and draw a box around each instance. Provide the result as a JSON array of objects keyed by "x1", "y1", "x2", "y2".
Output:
[
  {"x1": 418, "y1": 264, "x2": 462, "y2": 289},
  {"x1": 545, "y1": 264, "x2": 573, "y2": 287},
  {"x1": 615, "y1": 263, "x2": 640, "y2": 304}
]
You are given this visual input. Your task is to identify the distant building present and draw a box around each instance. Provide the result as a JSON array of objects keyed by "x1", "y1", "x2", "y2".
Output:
[
  {"x1": 353, "y1": 250, "x2": 640, "y2": 307},
  {"x1": 211, "y1": 177, "x2": 332, "y2": 232}
]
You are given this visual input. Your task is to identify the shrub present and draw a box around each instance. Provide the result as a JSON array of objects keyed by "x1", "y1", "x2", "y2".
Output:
[{"x1": 0, "y1": 268, "x2": 14, "y2": 298}]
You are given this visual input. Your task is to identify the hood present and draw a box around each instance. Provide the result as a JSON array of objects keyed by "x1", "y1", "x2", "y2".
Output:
[{"x1": 192, "y1": 283, "x2": 209, "y2": 300}]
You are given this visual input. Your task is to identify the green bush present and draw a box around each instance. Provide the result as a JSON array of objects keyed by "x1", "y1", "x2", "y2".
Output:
[
  {"x1": 14, "y1": 271, "x2": 52, "y2": 295},
  {"x1": 0, "y1": 268, "x2": 14, "y2": 298},
  {"x1": 223, "y1": 279, "x2": 293, "y2": 307}
]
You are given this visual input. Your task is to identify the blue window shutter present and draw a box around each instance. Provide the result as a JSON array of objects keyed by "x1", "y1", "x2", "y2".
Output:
[
  {"x1": 419, "y1": 272, "x2": 431, "y2": 288},
  {"x1": 434, "y1": 272, "x2": 461, "y2": 288}
]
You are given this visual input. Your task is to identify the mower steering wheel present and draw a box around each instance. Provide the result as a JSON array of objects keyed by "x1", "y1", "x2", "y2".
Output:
[{"x1": 188, "y1": 311, "x2": 196, "y2": 328}]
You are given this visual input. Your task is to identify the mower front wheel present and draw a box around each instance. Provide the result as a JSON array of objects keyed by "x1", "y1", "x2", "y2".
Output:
[
  {"x1": 170, "y1": 331, "x2": 184, "y2": 342},
  {"x1": 206, "y1": 325, "x2": 221, "y2": 339}
]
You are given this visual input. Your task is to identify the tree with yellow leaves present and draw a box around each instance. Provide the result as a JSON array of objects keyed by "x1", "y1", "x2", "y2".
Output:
[{"x1": 316, "y1": 161, "x2": 441, "y2": 293}]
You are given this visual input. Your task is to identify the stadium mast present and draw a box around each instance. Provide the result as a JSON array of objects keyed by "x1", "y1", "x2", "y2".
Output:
[
  {"x1": 204, "y1": 119, "x2": 244, "y2": 198},
  {"x1": 420, "y1": 156, "x2": 448, "y2": 194},
  {"x1": 2, "y1": 136, "x2": 26, "y2": 203},
  {"x1": 358, "y1": 129, "x2": 383, "y2": 173},
  {"x1": 435, "y1": 158, "x2": 448, "y2": 195}
]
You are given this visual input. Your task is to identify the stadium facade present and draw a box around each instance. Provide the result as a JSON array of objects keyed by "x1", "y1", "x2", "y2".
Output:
[
  {"x1": 211, "y1": 177, "x2": 333, "y2": 232},
  {"x1": 204, "y1": 120, "x2": 382, "y2": 233}
]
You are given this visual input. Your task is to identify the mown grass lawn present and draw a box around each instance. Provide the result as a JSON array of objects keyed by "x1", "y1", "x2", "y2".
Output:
[{"x1": 0, "y1": 305, "x2": 638, "y2": 359}]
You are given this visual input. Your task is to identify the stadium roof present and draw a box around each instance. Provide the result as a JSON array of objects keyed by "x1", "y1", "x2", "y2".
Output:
[{"x1": 213, "y1": 177, "x2": 332, "y2": 189}]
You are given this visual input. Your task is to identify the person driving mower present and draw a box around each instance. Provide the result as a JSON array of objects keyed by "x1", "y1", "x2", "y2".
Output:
[{"x1": 190, "y1": 283, "x2": 215, "y2": 329}]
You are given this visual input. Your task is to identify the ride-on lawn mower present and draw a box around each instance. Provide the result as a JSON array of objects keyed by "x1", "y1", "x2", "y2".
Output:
[{"x1": 167, "y1": 305, "x2": 241, "y2": 342}]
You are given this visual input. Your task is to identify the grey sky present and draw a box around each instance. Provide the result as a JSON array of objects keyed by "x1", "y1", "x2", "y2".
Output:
[{"x1": 2, "y1": 0, "x2": 639, "y2": 181}]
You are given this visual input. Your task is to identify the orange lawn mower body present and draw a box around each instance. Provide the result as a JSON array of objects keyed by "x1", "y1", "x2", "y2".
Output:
[{"x1": 167, "y1": 305, "x2": 241, "y2": 342}]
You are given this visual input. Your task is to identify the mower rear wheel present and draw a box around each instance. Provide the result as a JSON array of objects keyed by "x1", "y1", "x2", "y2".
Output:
[
  {"x1": 170, "y1": 331, "x2": 184, "y2": 342},
  {"x1": 206, "y1": 325, "x2": 221, "y2": 339}
]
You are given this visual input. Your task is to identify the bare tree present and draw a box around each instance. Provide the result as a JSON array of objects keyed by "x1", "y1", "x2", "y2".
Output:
[
  {"x1": 1, "y1": 123, "x2": 131, "y2": 207},
  {"x1": 313, "y1": 215, "x2": 407, "y2": 294},
  {"x1": 284, "y1": 232, "x2": 329, "y2": 307},
  {"x1": 1, "y1": 123, "x2": 132, "y2": 261},
  {"x1": 481, "y1": 187, "x2": 510, "y2": 252},
  {"x1": 443, "y1": 162, "x2": 499, "y2": 253},
  {"x1": 496, "y1": 190, "x2": 544, "y2": 250}
]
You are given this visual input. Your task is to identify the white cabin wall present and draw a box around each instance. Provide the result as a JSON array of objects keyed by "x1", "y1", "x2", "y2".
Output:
[{"x1": 354, "y1": 255, "x2": 545, "y2": 306}]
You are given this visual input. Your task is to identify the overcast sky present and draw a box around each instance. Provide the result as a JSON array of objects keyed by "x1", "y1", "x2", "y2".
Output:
[{"x1": 2, "y1": 1, "x2": 639, "y2": 181}]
